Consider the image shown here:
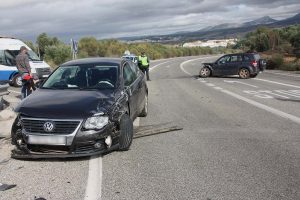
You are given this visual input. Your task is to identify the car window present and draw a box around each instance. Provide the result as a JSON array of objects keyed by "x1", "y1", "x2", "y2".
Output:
[
  {"x1": 123, "y1": 63, "x2": 136, "y2": 86},
  {"x1": 243, "y1": 55, "x2": 251, "y2": 61},
  {"x1": 254, "y1": 54, "x2": 260, "y2": 60},
  {"x1": 129, "y1": 61, "x2": 139, "y2": 76},
  {"x1": 0, "y1": 50, "x2": 5, "y2": 65},
  {"x1": 230, "y1": 55, "x2": 242, "y2": 62},
  {"x1": 218, "y1": 56, "x2": 231, "y2": 64}
]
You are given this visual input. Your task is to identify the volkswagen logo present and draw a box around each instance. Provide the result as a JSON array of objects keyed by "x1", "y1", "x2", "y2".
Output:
[{"x1": 43, "y1": 121, "x2": 55, "y2": 132}]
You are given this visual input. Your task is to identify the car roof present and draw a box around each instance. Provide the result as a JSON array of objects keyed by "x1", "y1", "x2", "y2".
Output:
[
  {"x1": 61, "y1": 57, "x2": 125, "y2": 66},
  {"x1": 224, "y1": 53, "x2": 258, "y2": 56}
]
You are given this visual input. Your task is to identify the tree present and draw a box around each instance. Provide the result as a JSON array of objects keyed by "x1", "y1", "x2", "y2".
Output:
[
  {"x1": 36, "y1": 33, "x2": 62, "y2": 58},
  {"x1": 78, "y1": 37, "x2": 99, "y2": 57},
  {"x1": 44, "y1": 44, "x2": 72, "y2": 67}
]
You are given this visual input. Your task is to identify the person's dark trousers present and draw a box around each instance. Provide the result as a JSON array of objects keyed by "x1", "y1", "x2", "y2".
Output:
[
  {"x1": 142, "y1": 67, "x2": 150, "y2": 81},
  {"x1": 21, "y1": 81, "x2": 32, "y2": 99}
]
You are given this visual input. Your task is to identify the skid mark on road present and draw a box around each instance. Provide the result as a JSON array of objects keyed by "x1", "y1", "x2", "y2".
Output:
[{"x1": 180, "y1": 58, "x2": 300, "y2": 125}]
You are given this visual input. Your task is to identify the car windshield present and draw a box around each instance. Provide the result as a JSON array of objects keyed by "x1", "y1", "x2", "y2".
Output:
[{"x1": 42, "y1": 65, "x2": 118, "y2": 90}]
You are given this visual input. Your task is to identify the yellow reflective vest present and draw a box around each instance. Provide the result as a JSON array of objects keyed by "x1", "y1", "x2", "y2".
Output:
[{"x1": 138, "y1": 55, "x2": 149, "y2": 68}]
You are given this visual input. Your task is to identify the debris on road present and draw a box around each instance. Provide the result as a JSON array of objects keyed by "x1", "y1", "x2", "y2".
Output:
[
  {"x1": 134, "y1": 123, "x2": 183, "y2": 139},
  {"x1": 0, "y1": 183, "x2": 16, "y2": 191}
]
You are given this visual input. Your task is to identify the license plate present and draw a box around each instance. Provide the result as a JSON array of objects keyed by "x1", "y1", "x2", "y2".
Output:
[
  {"x1": 28, "y1": 135, "x2": 66, "y2": 145},
  {"x1": 42, "y1": 75, "x2": 49, "y2": 78}
]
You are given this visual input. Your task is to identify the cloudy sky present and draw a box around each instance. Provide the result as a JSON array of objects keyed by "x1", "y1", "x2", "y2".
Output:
[{"x1": 0, "y1": 0, "x2": 299, "y2": 41}]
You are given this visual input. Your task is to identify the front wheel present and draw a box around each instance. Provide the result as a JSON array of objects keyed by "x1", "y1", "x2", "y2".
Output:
[
  {"x1": 118, "y1": 114, "x2": 133, "y2": 151},
  {"x1": 239, "y1": 68, "x2": 250, "y2": 79},
  {"x1": 199, "y1": 67, "x2": 211, "y2": 78}
]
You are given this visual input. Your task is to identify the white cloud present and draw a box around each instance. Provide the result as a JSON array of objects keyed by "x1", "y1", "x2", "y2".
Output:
[{"x1": 0, "y1": 0, "x2": 299, "y2": 41}]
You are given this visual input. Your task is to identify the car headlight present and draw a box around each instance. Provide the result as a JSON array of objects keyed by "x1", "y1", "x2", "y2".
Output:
[{"x1": 84, "y1": 116, "x2": 109, "y2": 130}]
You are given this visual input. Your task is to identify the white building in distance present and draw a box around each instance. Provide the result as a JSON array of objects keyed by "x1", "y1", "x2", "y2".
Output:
[{"x1": 183, "y1": 39, "x2": 236, "y2": 48}]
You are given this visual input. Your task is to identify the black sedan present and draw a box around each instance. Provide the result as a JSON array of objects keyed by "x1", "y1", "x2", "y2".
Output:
[
  {"x1": 199, "y1": 53, "x2": 266, "y2": 79},
  {"x1": 11, "y1": 58, "x2": 148, "y2": 158}
]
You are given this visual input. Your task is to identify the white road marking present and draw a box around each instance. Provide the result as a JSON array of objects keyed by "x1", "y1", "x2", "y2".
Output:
[
  {"x1": 133, "y1": 117, "x2": 140, "y2": 127},
  {"x1": 266, "y1": 71, "x2": 300, "y2": 78},
  {"x1": 150, "y1": 61, "x2": 171, "y2": 71},
  {"x1": 85, "y1": 156, "x2": 103, "y2": 200},
  {"x1": 206, "y1": 83, "x2": 215, "y2": 87},
  {"x1": 213, "y1": 87, "x2": 223, "y2": 90},
  {"x1": 180, "y1": 56, "x2": 220, "y2": 76},
  {"x1": 254, "y1": 78, "x2": 300, "y2": 89},
  {"x1": 180, "y1": 57, "x2": 300, "y2": 125},
  {"x1": 8, "y1": 89, "x2": 21, "y2": 94},
  {"x1": 221, "y1": 89, "x2": 300, "y2": 124},
  {"x1": 223, "y1": 80, "x2": 258, "y2": 88},
  {"x1": 165, "y1": 65, "x2": 170, "y2": 68},
  {"x1": 275, "y1": 90, "x2": 300, "y2": 98},
  {"x1": 258, "y1": 90, "x2": 289, "y2": 99}
]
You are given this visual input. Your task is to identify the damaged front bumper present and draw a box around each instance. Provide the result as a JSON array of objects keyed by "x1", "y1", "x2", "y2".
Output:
[{"x1": 11, "y1": 120, "x2": 119, "y2": 159}]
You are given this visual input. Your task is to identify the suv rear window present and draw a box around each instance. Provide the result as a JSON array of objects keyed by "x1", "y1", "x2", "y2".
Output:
[{"x1": 254, "y1": 54, "x2": 260, "y2": 60}]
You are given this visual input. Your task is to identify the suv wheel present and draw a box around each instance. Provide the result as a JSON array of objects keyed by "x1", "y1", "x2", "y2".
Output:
[
  {"x1": 118, "y1": 114, "x2": 133, "y2": 151},
  {"x1": 12, "y1": 74, "x2": 22, "y2": 87},
  {"x1": 199, "y1": 67, "x2": 211, "y2": 78},
  {"x1": 239, "y1": 68, "x2": 250, "y2": 79},
  {"x1": 139, "y1": 94, "x2": 148, "y2": 117}
]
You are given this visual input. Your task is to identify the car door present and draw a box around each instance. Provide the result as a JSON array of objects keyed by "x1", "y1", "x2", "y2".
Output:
[
  {"x1": 123, "y1": 62, "x2": 140, "y2": 119},
  {"x1": 213, "y1": 55, "x2": 231, "y2": 75},
  {"x1": 228, "y1": 55, "x2": 243, "y2": 75},
  {"x1": 129, "y1": 61, "x2": 146, "y2": 112}
]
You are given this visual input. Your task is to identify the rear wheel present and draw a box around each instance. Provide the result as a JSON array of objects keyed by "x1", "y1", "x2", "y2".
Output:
[
  {"x1": 118, "y1": 114, "x2": 133, "y2": 151},
  {"x1": 199, "y1": 67, "x2": 211, "y2": 78},
  {"x1": 12, "y1": 74, "x2": 22, "y2": 87},
  {"x1": 139, "y1": 94, "x2": 148, "y2": 117},
  {"x1": 239, "y1": 68, "x2": 250, "y2": 79}
]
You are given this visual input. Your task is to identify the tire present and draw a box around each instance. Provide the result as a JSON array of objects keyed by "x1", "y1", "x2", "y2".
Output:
[
  {"x1": 139, "y1": 94, "x2": 148, "y2": 117},
  {"x1": 199, "y1": 67, "x2": 211, "y2": 78},
  {"x1": 250, "y1": 73, "x2": 258, "y2": 78},
  {"x1": 12, "y1": 74, "x2": 22, "y2": 87},
  {"x1": 239, "y1": 68, "x2": 250, "y2": 79},
  {"x1": 0, "y1": 97, "x2": 4, "y2": 110},
  {"x1": 118, "y1": 114, "x2": 133, "y2": 151}
]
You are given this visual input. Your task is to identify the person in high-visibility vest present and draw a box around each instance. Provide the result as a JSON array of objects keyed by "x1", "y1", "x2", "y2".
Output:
[{"x1": 138, "y1": 52, "x2": 150, "y2": 81}]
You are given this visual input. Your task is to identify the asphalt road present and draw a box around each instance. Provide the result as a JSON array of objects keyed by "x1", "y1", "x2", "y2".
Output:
[{"x1": 1, "y1": 56, "x2": 300, "y2": 200}]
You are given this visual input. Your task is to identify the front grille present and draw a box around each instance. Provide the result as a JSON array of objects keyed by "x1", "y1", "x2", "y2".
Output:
[
  {"x1": 22, "y1": 118, "x2": 80, "y2": 135},
  {"x1": 28, "y1": 144, "x2": 70, "y2": 154},
  {"x1": 35, "y1": 67, "x2": 51, "y2": 78}
]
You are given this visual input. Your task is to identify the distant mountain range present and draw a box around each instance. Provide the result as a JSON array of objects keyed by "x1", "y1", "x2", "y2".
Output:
[{"x1": 120, "y1": 13, "x2": 300, "y2": 43}]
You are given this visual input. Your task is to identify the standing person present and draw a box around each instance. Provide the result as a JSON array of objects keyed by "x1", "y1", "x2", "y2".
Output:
[
  {"x1": 138, "y1": 52, "x2": 150, "y2": 81},
  {"x1": 16, "y1": 46, "x2": 32, "y2": 99}
]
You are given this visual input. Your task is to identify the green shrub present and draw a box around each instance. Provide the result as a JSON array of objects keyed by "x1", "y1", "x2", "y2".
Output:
[
  {"x1": 266, "y1": 54, "x2": 284, "y2": 69},
  {"x1": 278, "y1": 63, "x2": 300, "y2": 71}
]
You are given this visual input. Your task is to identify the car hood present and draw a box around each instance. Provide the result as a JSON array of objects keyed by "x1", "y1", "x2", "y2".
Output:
[{"x1": 15, "y1": 89, "x2": 118, "y2": 119}]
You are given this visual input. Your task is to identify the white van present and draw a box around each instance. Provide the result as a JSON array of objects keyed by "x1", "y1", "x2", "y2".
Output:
[{"x1": 0, "y1": 37, "x2": 51, "y2": 87}]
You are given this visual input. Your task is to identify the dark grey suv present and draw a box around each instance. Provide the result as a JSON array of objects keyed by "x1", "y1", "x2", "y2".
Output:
[{"x1": 199, "y1": 53, "x2": 266, "y2": 79}]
